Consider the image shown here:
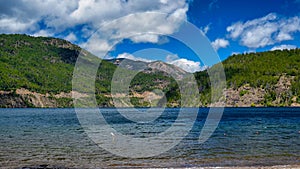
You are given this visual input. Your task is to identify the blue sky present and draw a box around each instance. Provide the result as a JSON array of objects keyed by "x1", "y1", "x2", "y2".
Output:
[
  {"x1": 0, "y1": 0, "x2": 300, "y2": 72},
  {"x1": 188, "y1": 0, "x2": 300, "y2": 61}
]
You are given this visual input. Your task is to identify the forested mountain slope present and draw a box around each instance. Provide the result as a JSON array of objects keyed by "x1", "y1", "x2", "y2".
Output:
[
  {"x1": 195, "y1": 49, "x2": 300, "y2": 106},
  {"x1": 0, "y1": 34, "x2": 176, "y2": 107},
  {"x1": 0, "y1": 34, "x2": 299, "y2": 107}
]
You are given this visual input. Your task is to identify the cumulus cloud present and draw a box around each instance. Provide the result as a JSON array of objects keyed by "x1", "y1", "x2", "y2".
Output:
[
  {"x1": 80, "y1": 34, "x2": 115, "y2": 58},
  {"x1": 270, "y1": 44, "x2": 297, "y2": 51},
  {"x1": 227, "y1": 13, "x2": 300, "y2": 48},
  {"x1": 166, "y1": 54, "x2": 206, "y2": 73},
  {"x1": 130, "y1": 34, "x2": 160, "y2": 43},
  {"x1": 0, "y1": 0, "x2": 188, "y2": 34},
  {"x1": 0, "y1": 0, "x2": 189, "y2": 56},
  {"x1": 82, "y1": 9, "x2": 188, "y2": 56},
  {"x1": 0, "y1": 17, "x2": 36, "y2": 33},
  {"x1": 168, "y1": 58, "x2": 205, "y2": 73},
  {"x1": 0, "y1": 1, "x2": 78, "y2": 33},
  {"x1": 32, "y1": 30, "x2": 54, "y2": 37},
  {"x1": 166, "y1": 54, "x2": 180, "y2": 62},
  {"x1": 116, "y1": 53, "x2": 154, "y2": 63},
  {"x1": 64, "y1": 33, "x2": 77, "y2": 42},
  {"x1": 211, "y1": 38, "x2": 229, "y2": 50}
]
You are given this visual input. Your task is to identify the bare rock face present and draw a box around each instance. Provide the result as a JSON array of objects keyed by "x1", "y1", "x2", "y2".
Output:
[
  {"x1": 225, "y1": 85, "x2": 266, "y2": 107},
  {"x1": 0, "y1": 75, "x2": 298, "y2": 108},
  {"x1": 43, "y1": 38, "x2": 76, "y2": 50},
  {"x1": 273, "y1": 75, "x2": 294, "y2": 105},
  {"x1": 0, "y1": 88, "x2": 79, "y2": 108},
  {"x1": 15, "y1": 88, "x2": 57, "y2": 108},
  {"x1": 148, "y1": 61, "x2": 188, "y2": 80},
  {"x1": 0, "y1": 93, "x2": 27, "y2": 108},
  {"x1": 107, "y1": 58, "x2": 188, "y2": 80},
  {"x1": 222, "y1": 75, "x2": 295, "y2": 107}
]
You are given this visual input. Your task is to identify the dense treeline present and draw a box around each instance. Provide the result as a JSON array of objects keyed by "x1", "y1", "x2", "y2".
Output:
[
  {"x1": 224, "y1": 50, "x2": 300, "y2": 105},
  {"x1": 194, "y1": 49, "x2": 300, "y2": 106},
  {"x1": 0, "y1": 34, "x2": 176, "y2": 107},
  {"x1": 1, "y1": 34, "x2": 300, "y2": 107},
  {"x1": 0, "y1": 34, "x2": 76, "y2": 93},
  {"x1": 223, "y1": 50, "x2": 300, "y2": 88}
]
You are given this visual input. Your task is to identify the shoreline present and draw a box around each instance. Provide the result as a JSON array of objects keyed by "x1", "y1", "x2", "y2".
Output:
[
  {"x1": 1, "y1": 106, "x2": 300, "y2": 109},
  {"x1": 192, "y1": 165, "x2": 300, "y2": 169},
  {"x1": 12, "y1": 164, "x2": 300, "y2": 169},
  {"x1": 10, "y1": 165, "x2": 300, "y2": 169}
]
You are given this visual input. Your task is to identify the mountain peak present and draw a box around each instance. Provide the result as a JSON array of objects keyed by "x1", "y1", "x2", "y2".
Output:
[{"x1": 105, "y1": 58, "x2": 188, "y2": 80}]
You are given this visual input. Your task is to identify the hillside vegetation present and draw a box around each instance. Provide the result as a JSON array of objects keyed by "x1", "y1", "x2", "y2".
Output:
[
  {"x1": 195, "y1": 49, "x2": 300, "y2": 106},
  {"x1": 0, "y1": 34, "x2": 300, "y2": 107},
  {"x1": 0, "y1": 34, "x2": 176, "y2": 107}
]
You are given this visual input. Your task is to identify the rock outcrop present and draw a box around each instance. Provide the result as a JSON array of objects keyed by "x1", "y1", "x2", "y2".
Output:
[
  {"x1": 0, "y1": 88, "x2": 80, "y2": 108},
  {"x1": 1, "y1": 74, "x2": 299, "y2": 108},
  {"x1": 216, "y1": 75, "x2": 297, "y2": 107}
]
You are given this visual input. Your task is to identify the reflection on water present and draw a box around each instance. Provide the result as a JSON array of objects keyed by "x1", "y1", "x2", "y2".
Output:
[{"x1": 0, "y1": 108, "x2": 299, "y2": 168}]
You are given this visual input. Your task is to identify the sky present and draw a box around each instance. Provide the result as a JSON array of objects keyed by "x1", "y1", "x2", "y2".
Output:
[{"x1": 0, "y1": 0, "x2": 300, "y2": 72}]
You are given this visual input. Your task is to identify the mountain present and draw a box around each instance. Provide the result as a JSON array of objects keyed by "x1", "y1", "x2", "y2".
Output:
[
  {"x1": 194, "y1": 49, "x2": 300, "y2": 107},
  {"x1": 0, "y1": 34, "x2": 300, "y2": 107},
  {"x1": 0, "y1": 34, "x2": 177, "y2": 107},
  {"x1": 105, "y1": 58, "x2": 188, "y2": 80}
]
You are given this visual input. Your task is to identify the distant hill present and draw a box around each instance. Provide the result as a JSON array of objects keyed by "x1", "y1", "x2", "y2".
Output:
[
  {"x1": 0, "y1": 34, "x2": 300, "y2": 107},
  {"x1": 195, "y1": 49, "x2": 300, "y2": 107},
  {"x1": 105, "y1": 58, "x2": 188, "y2": 80},
  {"x1": 0, "y1": 34, "x2": 177, "y2": 107}
]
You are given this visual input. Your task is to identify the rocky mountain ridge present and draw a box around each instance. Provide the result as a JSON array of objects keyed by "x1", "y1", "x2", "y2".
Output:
[{"x1": 106, "y1": 58, "x2": 188, "y2": 80}]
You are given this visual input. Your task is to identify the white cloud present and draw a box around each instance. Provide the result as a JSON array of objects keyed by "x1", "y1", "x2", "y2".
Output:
[
  {"x1": 165, "y1": 54, "x2": 206, "y2": 73},
  {"x1": 166, "y1": 54, "x2": 180, "y2": 62},
  {"x1": 116, "y1": 53, "x2": 206, "y2": 73},
  {"x1": 168, "y1": 58, "x2": 206, "y2": 73},
  {"x1": 231, "y1": 52, "x2": 240, "y2": 56},
  {"x1": 116, "y1": 53, "x2": 153, "y2": 63},
  {"x1": 131, "y1": 34, "x2": 159, "y2": 43},
  {"x1": 80, "y1": 35, "x2": 114, "y2": 58},
  {"x1": 201, "y1": 24, "x2": 210, "y2": 34},
  {"x1": 227, "y1": 13, "x2": 300, "y2": 48},
  {"x1": 211, "y1": 38, "x2": 229, "y2": 50},
  {"x1": 0, "y1": 17, "x2": 36, "y2": 33},
  {"x1": 0, "y1": 0, "x2": 78, "y2": 33},
  {"x1": 64, "y1": 33, "x2": 77, "y2": 42},
  {"x1": 32, "y1": 30, "x2": 53, "y2": 37},
  {"x1": 276, "y1": 16, "x2": 300, "y2": 41},
  {"x1": 160, "y1": 0, "x2": 169, "y2": 4},
  {"x1": 99, "y1": 9, "x2": 187, "y2": 40},
  {"x1": 83, "y1": 9, "x2": 188, "y2": 56},
  {"x1": 270, "y1": 44, "x2": 297, "y2": 51},
  {"x1": 0, "y1": 0, "x2": 189, "y2": 56}
]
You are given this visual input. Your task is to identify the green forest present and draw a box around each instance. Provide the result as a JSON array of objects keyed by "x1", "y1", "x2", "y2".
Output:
[{"x1": 0, "y1": 34, "x2": 299, "y2": 107}]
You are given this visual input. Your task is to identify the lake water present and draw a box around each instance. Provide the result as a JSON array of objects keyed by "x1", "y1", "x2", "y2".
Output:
[{"x1": 0, "y1": 108, "x2": 299, "y2": 168}]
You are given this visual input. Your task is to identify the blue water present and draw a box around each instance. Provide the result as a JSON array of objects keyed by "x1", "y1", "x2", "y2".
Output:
[{"x1": 0, "y1": 108, "x2": 299, "y2": 168}]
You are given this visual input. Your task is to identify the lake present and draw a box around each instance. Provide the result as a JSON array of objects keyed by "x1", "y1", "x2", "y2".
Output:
[{"x1": 0, "y1": 108, "x2": 299, "y2": 168}]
